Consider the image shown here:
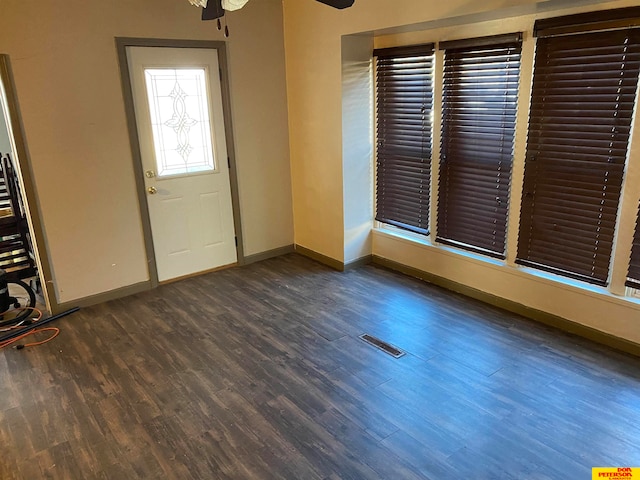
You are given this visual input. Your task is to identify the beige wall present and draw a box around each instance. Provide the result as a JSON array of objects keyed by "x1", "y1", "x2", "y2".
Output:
[
  {"x1": 0, "y1": 0, "x2": 293, "y2": 303},
  {"x1": 341, "y1": 35, "x2": 373, "y2": 264},
  {"x1": 283, "y1": 0, "x2": 640, "y2": 343}
]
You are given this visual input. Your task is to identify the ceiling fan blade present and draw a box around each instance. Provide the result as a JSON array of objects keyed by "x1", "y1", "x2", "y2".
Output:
[
  {"x1": 316, "y1": 0, "x2": 355, "y2": 9},
  {"x1": 202, "y1": 0, "x2": 225, "y2": 20}
]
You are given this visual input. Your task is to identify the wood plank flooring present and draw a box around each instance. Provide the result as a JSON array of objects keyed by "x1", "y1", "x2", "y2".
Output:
[{"x1": 1, "y1": 253, "x2": 639, "y2": 479}]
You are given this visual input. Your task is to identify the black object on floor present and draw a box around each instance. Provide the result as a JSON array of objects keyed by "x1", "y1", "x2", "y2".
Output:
[{"x1": 0, "y1": 306, "x2": 79, "y2": 344}]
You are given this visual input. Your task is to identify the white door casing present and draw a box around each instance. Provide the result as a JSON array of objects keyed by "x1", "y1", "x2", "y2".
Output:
[{"x1": 127, "y1": 46, "x2": 237, "y2": 282}]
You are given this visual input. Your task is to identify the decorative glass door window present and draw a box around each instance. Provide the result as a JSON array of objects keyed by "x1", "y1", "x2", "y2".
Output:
[{"x1": 144, "y1": 68, "x2": 216, "y2": 177}]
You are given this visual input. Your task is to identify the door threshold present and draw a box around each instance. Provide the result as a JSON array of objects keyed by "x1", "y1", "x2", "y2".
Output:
[{"x1": 159, "y1": 262, "x2": 238, "y2": 285}]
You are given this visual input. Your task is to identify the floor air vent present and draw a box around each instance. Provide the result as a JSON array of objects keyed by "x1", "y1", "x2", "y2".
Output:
[{"x1": 359, "y1": 334, "x2": 405, "y2": 358}]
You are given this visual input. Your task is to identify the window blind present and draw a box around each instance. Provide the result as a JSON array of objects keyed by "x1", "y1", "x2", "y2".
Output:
[
  {"x1": 374, "y1": 44, "x2": 434, "y2": 235},
  {"x1": 517, "y1": 28, "x2": 640, "y2": 285},
  {"x1": 627, "y1": 203, "x2": 640, "y2": 289},
  {"x1": 437, "y1": 36, "x2": 522, "y2": 258},
  {"x1": 533, "y1": 6, "x2": 640, "y2": 38}
]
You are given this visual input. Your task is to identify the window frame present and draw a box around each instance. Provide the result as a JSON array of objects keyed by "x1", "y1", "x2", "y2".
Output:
[{"x1": 627, "y1": 202, "x2": 640, "y2": 289}]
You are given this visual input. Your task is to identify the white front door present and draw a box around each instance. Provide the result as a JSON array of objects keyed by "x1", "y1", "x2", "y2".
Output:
[{"x1": 127, "y1": 46, "x2": 237, "y2": 282}]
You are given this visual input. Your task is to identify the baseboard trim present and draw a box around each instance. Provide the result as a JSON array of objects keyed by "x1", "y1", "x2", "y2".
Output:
[
  {"x1": 295, "y1": 245, "x2": 345, "y2": 271},
  {"x1": 372, "y1": 255, "x2": 640, "y2": 358},
  {"x1": 344, "y1": 254, "x2": 373, "y2": 271},
  {"x1": 294, "y1": 246, "x2": 372, "y2": 272},
  {"x1": 244, "y1": 245, "x2": 295, "y2": 265},
  {"x1": 53, "y1": 280, "x2": 152, "y2": 314},
  {"x1": 50, "y1": 245, "x2": 295, "y2": 312}
]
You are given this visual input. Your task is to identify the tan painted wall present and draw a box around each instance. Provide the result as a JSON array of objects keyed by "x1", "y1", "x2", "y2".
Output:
[
  {"x1": 0, "y1": 0, "x2": 293, "y2": 303},
  {"x1": 283, "y1": 0, "x2": 640, "y2": 343},
  {"x1": 341, "y1": 35, "x2": 373, "y2": 264}
]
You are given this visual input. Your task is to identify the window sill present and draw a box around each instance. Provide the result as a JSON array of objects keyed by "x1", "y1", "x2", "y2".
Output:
[
  {"x1": 373, "y1": 224, "x2": 506, "y2": 267},
  {"x1": 373, "y1": 225, "x2": 640, "y2": 310}
]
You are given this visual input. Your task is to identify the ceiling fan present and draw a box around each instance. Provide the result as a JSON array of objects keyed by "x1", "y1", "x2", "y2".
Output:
[{"x1": 190, "y1": 0, "x2": 355, "y2": 23}]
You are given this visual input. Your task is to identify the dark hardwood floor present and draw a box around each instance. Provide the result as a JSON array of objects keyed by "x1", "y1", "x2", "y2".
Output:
[{"x1": 1, "y1": 253, "x2": 639, "y2": 479}]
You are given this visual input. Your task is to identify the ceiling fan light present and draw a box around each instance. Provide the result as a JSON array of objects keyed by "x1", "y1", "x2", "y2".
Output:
[{"x1": 221, "y1": 0, "x2": 250, "y2": 11}]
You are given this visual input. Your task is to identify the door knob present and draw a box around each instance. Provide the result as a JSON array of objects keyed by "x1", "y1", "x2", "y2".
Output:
[{"x1": 147, "y1": 186, "x2": 158, "y2": 195}]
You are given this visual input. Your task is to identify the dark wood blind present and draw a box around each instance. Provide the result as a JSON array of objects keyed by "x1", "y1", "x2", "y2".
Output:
[
  {"x1": 517, "y1": 28, "x2": 640, "y2": 285},
  {"x1": 437, "y1": 38, "x2": 521, "y2": 258},
  {"x1": 627, "y1": 203, "x2": 640, "y2": 289},
  {"x1": 374, "y1": 44, "x2": 434, "y2": 235},
  {"x1": 534, "y1": 6, "x2": 640, "y2": 38}
]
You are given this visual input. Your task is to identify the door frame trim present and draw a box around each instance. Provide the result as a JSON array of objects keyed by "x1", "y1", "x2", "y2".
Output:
[
  {"x1": 0, "y1": 55, "x2": 58, "y2": 313},
  {"x1": 115, "y1": 38, "x2": 245, "y2": 288}
]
